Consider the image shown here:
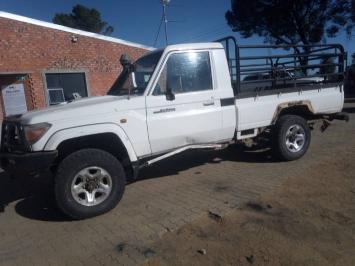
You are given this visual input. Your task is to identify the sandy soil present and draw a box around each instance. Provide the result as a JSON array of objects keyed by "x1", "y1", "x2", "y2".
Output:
[{"x1": 145, "y1": 124, "x2": 355, "y2": 265}]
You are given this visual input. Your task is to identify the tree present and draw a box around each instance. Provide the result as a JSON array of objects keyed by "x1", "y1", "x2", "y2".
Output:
[
  {"x1": 352, "y1": 53, "x2": 355, "y2": 65},
  {"x1": 225, "y1": 0, "x2": 353, "y2": 45},
  {"x1": 327, "y1": 0, "x2": 354, "y2": 37},
  {"x1": 226, "y1": 0, "x2": 354, "y2": 73},
  {"x1": 53, "y1": 5, "x2": 114, "y2": 35}
]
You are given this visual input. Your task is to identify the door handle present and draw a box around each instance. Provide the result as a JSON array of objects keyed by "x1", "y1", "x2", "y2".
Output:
[{"x1": 203, "y1": 100, "x2": 215, "y2": 106}]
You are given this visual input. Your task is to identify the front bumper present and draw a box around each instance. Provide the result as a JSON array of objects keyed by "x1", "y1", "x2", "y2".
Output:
[{"x1": 0, "y1": 151, "x2": 58, "y2": 176}]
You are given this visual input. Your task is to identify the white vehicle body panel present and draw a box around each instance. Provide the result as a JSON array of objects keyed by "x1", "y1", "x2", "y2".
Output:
[
  {"x1": 210, "y1": 49, "x2": 237, "y2": 140},
  {"x1": 43, "y1": 123, "x2": 138, "y2": 162},
  {"x1": 146, "y1": 91, "x2": 222, "y2": 153},
  {"x1": 24, "y1": 96, "x2": 151, "y2": 158},
  {"x1": 236, "y1": 85, "x2": 344, "y2": 131}
]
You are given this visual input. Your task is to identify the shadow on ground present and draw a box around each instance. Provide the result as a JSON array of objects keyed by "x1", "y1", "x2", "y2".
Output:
[
  {"x1": 344, "y1": 98, "x2": 355, "y2": 104},
  {"x1": 0, "y1": 171, "x2": 69, "y2": 222},
  {"x1": 0, "y1": 143, "x2": 273, "y2": 222},
  {"x1": 138, "y1": 143, "x2": 274, "y2": 181},
  {"x1": 343, "y1": 107, "x2": 355, "y2": 113}
]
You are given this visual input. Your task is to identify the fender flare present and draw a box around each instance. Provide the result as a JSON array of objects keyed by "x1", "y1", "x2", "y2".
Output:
[
  {"x1": 43, "y1": 123, "x2": 138, "y2": 162},
  {"x1": 271, "y1": 100, "x2": 315, "y2": 124}
]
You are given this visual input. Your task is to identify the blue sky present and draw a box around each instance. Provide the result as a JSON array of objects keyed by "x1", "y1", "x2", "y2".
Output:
[{"x1": 0, "y1": 0, "x2": 354, "y2": 60}]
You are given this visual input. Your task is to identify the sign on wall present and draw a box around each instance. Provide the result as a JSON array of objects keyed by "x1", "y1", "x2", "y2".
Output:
[{"x1": 2, "y1": 83, "x2": 28, "y2": 117}]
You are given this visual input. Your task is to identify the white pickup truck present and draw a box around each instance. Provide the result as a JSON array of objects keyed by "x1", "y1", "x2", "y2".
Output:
[{"x1": 0, "y1": 37, "x2": 349, "y2": 219}]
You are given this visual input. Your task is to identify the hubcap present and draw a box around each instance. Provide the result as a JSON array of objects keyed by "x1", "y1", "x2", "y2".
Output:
[
  {"x1": 71, "y1": 166, "x2": 112, "y2": 206},
  {"x1": 285, "y1": 124, "x2": 306, "y2": 153}
]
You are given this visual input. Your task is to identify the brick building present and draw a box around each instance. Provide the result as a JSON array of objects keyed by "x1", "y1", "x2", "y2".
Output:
[{"x1": 0, "y1": 11, "x2": 152, "y2": 119}]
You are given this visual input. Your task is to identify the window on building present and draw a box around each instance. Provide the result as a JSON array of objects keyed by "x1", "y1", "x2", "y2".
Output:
[
  {"x1": 153, "y1": 51, "x2": 213, "y2": 95},
  {"x1": 45, "y1": 73, "x2": 88, "y2": 105}
]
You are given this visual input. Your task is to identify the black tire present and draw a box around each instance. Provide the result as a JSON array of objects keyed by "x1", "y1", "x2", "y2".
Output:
[
  {"x1": 272, "y1": 115, "x2": 311, "y2": 161},
  {"x1": 55, "y1": 148, "x2": 126, "y2": 219}
]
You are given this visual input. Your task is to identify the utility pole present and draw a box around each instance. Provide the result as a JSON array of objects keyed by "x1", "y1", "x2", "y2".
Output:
[{"x1": 162, "y1": 0, "x2": 170, "y2": 45}]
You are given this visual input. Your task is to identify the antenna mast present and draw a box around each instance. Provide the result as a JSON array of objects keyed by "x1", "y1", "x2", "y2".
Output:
[{"x1": 162, "y1": 0, "x2": 170, "y2": 45}]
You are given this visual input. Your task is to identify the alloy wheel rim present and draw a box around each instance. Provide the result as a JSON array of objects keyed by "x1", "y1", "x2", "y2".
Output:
[
  {"x1": 71, "y1": 166, "x2": 112, "y2": 206},
  {"x1": 285, "y1": 124, "x2": 306, "y2": 153}
]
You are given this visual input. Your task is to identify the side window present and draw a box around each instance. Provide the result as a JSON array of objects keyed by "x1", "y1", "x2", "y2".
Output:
[{"x1": 153, "y1": 51, "x2": 212, "y2": 95}]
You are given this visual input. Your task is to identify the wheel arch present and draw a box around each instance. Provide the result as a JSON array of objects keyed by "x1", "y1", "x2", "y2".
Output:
[
  {"x1": 44, "y1": 123, "x2": 138, "y2": 167},
  {"x1": 272, "y1": 101, "x2": 315, "y2": 124}
]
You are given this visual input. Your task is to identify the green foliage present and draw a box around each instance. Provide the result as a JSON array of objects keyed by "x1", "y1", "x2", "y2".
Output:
[
  {"x1": 327, "y1": 0, "x2": 354, "y2": 37},
  {"x1": 53, "y1": 4, "x2": 114, "y2": 35},
  {"x1": 225, "y1": 0, "x2": 354, "y2": 45}
]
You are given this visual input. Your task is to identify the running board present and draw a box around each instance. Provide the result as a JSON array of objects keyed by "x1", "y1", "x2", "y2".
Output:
[{"x1": 140, "y1": 143, "x2": 228, "y2": 168}]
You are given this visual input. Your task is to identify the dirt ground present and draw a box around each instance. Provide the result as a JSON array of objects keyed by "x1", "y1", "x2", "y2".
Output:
[
  {"x1": 146, "y1": 108, "x2": 355, "y2": 266},
  {"x1": 0, "y1": 103, "x2": 354, "y2": 265}
]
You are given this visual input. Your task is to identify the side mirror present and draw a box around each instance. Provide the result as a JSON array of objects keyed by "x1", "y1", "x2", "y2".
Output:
[{"x1": 165, "y1": 87, "x2": 175, "y2": 101}]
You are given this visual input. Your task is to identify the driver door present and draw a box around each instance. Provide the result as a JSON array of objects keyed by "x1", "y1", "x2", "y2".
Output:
[{"x1": 146, "y1": 51, "x2": 222, "y2": 154}]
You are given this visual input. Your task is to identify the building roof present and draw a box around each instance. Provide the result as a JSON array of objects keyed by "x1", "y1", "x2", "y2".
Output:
[{"x1": 0, "y1": 11, "x2": 154, "y2": 50}]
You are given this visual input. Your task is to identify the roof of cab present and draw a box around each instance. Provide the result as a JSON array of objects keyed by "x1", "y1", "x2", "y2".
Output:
[{"x1": 164, "y1": 42, "x2": 224, "y2": 52}]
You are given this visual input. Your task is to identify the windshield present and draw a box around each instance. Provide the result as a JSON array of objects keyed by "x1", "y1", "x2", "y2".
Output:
[{"x1": 107, "y1": 50, "x2": 163, "y2": 96}]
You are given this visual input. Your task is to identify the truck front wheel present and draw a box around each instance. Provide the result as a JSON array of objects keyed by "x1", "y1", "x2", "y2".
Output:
[
  {"x1": 272, "y1": 115, "x2": 311, "y2": 161},
  {"x1": 55, "y1": 148, "x2": 126, "y2": 219}
]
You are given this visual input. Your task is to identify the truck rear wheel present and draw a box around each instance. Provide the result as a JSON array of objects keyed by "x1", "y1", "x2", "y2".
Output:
[
  {"x1": 272, "y1": 115, "x2": 311, "y2": 161},
  {"x1": 55, "y1": 148, "x2": 126, "y2": 219}
]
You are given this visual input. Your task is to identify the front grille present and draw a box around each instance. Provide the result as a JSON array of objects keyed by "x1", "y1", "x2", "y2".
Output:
[{"x1": 1, "y1": 121, "x2": 29, "y2": 153}]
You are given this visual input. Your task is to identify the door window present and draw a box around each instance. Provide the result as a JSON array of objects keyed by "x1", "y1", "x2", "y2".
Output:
[{"x1": 153, "y1": 51, "x2": 213, "y2": 95}]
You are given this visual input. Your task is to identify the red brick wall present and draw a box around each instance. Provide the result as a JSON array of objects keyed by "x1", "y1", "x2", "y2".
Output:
[{"x1": 0, "y1": 17, "x2": 148, "y2": 117}]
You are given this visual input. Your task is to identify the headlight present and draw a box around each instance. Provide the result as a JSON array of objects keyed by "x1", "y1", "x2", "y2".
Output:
[{"x1": 24, "y1": 123, "x2": 51, "y2": 145}]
